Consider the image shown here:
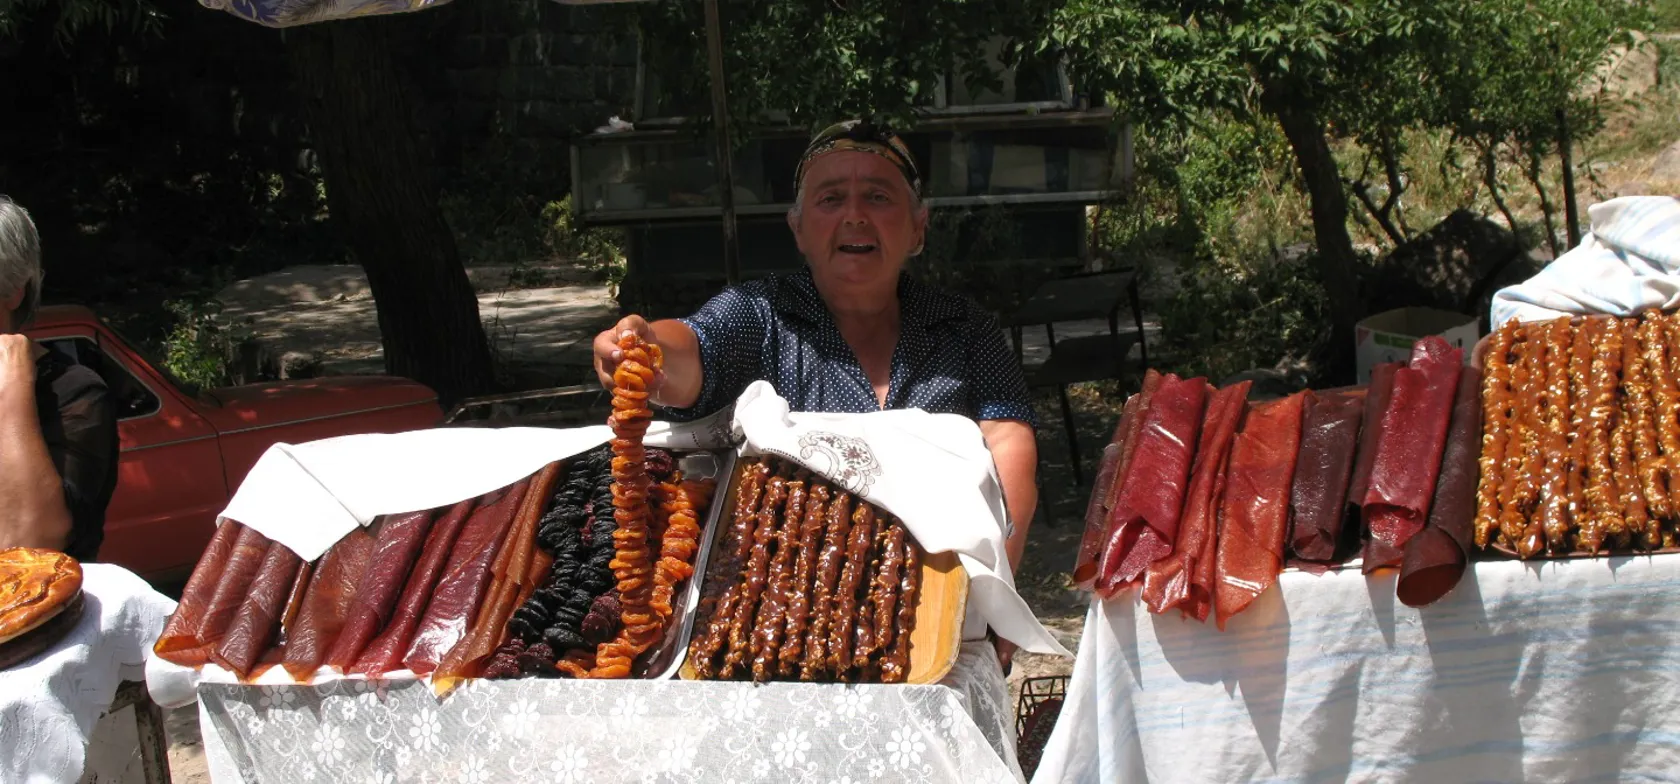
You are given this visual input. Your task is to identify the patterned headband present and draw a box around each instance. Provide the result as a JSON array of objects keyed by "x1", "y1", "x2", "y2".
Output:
[{"x1": 794, "y1": 120, "x2": 923, "y2": 197}]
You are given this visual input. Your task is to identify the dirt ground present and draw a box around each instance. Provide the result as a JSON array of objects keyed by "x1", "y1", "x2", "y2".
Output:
[{"x1": 160, "y1": 267, "x2": 1146, "y2": 780}]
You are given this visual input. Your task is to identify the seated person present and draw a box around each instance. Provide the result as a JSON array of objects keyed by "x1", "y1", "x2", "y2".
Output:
[
  {"x1": 0, "y1": 196, "x2": 119, "y2": 561},
  {"x1": 593, "y1": 120, "x2": 1040, "y2": 570}
]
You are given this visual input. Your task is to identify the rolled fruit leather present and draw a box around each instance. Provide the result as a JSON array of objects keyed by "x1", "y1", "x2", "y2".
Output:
[
  {"x1": 1397, "y1": 366, "x2": 1483, "y2": 607},
  {"x1": 155, "y1": 520, "x2": 245, "y2": 663},
  {"x1": 402, "y1": 476, "x2": 542, "y2": 675},
  {"x1": 1095, "y1": 373, "x2": 1209, "y2": 596},
  {"x1": 321, "y1": 509, "x2": 437, "y2": 671},
  {"x1": 281, "y1": 524, "x2": 378, "y2": 680},
  {"x1": 1073, "y1": 371, "x2": 1164, "y2": 589},
  {"x1": 1143, "y1": 380, "x2": 1251, "y2": 616},
  {"x1": 430, "y1": 463, "x2": 559, "y2": 696},
  {"x1": 1214, "y1": 391, "x2": 1307, "y2": 630},
  {"x1": 209, "y1": 542, "x2": 302, "y2": 680},
  {"x1": 1345, "y1": 363, "x2": 1401, "y2": 545},
  {"x1": 192, "y1": 524, "x2": 274, "y2": 651},
  {"x1": 1288, "y1": 390, "x2": 1365, "y2": 564},
  {"x1": 1362, "y1": 337, "x2": 1464, "y2": 572},
  {"x1": 348, "y1": 496, "x2": 481, "y2": 677}
]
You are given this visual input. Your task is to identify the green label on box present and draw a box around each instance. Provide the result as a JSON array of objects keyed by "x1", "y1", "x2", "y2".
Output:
[{"x1": 1374, "y1": 333, "x2": 1417, "y2": 350}]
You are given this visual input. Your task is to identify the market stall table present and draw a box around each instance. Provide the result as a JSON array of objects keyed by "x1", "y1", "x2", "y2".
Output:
[
  {"x1": 1032, "y1": 554, "x2": 1680, "y2": 783},
  {"x1": 1, "y1": 563, "x2": 178, "y2": 784}
]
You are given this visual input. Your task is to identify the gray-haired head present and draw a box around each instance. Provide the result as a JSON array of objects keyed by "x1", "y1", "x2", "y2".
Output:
[{"x1": 0, "y1": 195, "x2": 43, "y2": 329}]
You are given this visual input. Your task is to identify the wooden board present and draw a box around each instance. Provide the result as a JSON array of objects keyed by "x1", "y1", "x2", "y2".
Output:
[{"x1": 677, "y1": 456, "x2": 969, "y2": 685}]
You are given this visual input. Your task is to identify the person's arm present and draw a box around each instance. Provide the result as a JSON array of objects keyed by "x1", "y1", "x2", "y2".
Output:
[
  {"x1": 979, "y1": 418, "x2": 1038, "y2": 570},
  {"x1": 593, "y1": 315, "x2": 705, "y2": 408},
  {"x1": 593, "y1": 286, "x2": 768, "y2": 415},
  {"x1": 0, "y1": 335, "x2": 72, "y2": 551}
]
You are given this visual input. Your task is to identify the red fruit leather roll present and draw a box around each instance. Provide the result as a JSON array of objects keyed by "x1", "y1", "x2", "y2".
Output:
[
  {"x1": 209, "y1": 543, "x2": 302, "y2": 680},
  {"x1": 1095, "y1": 373, "x2": 1209, "y2": 595},
  {"x1": 1346, "y1": 364, "x2": 1401, "y2": 527},
  {"x1": 279, "y1": 561, "x2": 314, "y2": 643},
  {"x1": 348, "y1": 497, "x2": 480, "y2": 677},
  {"x1": 1143, "y1": 380, "x2": 1251, "y2": 615},
  {"x1": 1072, "y1": 371, "x2": 1164, "y2": 589},
  {"x1": 1214, "y1": 392, "x2": 1306, "y2": 630},
  {"x1": 1287, "y1": 391, "x2": 1365, "y2": 563},
  {"x1": 431, "y1": 463, "x2": 559, "y2": 695},
  {"x1": 155, "y1": 521, "x2": 245, "y2": 661},
  {"x1": 1363, "y1": 337, "x2": 1464, "y2": 571},
  {"x1": 281, "y1": 525, "x2": 379, "y2": 680},
  {"x1": 399, "y1": 480, "x2": 535, "y2": 675},
  {"x1": 1398, "y1": 366, "x2": 1483, "y2": 607},
  {"x1": 322, "y1": 509, "x2": 437, "y2": 671},
  {"x1": 193, "y1": 524, "x2": 274, "y2": 649}
]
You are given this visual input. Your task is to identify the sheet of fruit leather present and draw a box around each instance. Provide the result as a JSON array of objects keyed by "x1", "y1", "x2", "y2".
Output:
[
  {"x1": 155, "y1": 519, "x2": 244, "y2": 659},
  {"x1": 209, "y1": 542, "x2": 302, "y2": 680},
  {"x1": 1345, "y1": 362, "x2": 1400, "y2": 528},
  {"x1": 1095, "y1": 374, "x2": 1208, "y2": 595},
  {"x1": 1362, "y1": 337, "x2": 1464, "y2": 567},
  {"x1": 348, "y1": 498, "x2": 478, "y2": 676},
  {"x1": 1072, "y1": 371, "x2": 1162, "y2": 588},
  {"x1": 279, "y1": 524, "x2": 378, "y2": 680},
  {"x1": 215, "y1": 417, "x2": 726, "y2": 564},
  {"x1": 401, "y1": 485, "x2": 531, "y2": 675},
  {"x1": 1215, "y1": 392, "x2": 1306, "y2": 630},
  {"x1": 1287, "y1": 390, "x2": 1364, "y2": 563},
  {"x1": 1143, "y1": 380, "x2": 1250, "y2": 616},
  {"x1": 729, "y1": 380, "x2": 1072, "y2": 656},
  {"x1": 322, "y1": 510, "x2": 436, "y2": 671},
  {"x1": 1397, "y1": 366, "x2": 1483, "y2": 608}
]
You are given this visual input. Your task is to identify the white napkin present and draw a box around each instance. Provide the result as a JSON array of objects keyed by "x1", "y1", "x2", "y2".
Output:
[
  {"x1": 1490, "y1": 196, "x2": 1680, "y2": 327},
  {"x1": 731, "y1": 382, "x2": 1072, "y2": 656},
  {"x1": 219, "y1": 414, "x2": 735, "y2": 562}
]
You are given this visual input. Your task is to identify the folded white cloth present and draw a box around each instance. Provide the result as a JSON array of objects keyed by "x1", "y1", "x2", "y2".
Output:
[
  {"x1": 206, "y1": 384, "x2": 1068, "y2": 656},
  {"x1": 1490, "y1": 195, "x2": 1680, "y2": 327},
  {"x1": 0, "y1": 564, "x2": 177, "y2": 784}
]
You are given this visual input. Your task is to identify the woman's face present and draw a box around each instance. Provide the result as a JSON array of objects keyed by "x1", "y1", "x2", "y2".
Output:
[{"x1": 789, "y1": 151, "x2": 928, "y2": 304}]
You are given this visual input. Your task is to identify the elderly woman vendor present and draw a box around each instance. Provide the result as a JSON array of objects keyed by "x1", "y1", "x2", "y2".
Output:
[
  {"x1": 593, "y1": 121, "x2": 1040, "y2": 569},
  {"x1": 0, "y1": 196, "x2": 119, "y2": 560}
]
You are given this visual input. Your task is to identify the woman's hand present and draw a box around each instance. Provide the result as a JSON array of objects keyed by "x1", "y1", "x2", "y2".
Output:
[
  {"x1": 592, "y1": 315, "x2": 706, "y2": 410},
  {"x1": 593, "y1": 315, "x2": 663, "y2": 391}
]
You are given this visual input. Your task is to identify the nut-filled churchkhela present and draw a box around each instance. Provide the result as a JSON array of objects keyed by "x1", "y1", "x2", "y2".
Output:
[
  {"x1": 1475, "y1": 313, "x2": 1680, "y2": 556},
  {"x1": 1073, "y1": 338, "x2": 1483, "y2": 623},
  {"x1": 154, "y1": 334, "x2": 719, "y2": 686},
  {"x1": 685, "y1": 455, "x2": 923, "y2": 684}
]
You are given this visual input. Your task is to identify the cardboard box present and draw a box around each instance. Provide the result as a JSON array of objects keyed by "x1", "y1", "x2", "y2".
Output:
[{"x1": 1355, "y1": 307, "x2": 1481, "y2": 384}]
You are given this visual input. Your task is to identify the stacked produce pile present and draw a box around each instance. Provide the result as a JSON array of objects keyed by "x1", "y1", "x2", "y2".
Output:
[
  {"x1": 1476, "y1": 314, "x2": 1680, "y2": 556},
  {"x1": 154, "y1": 337, "x2": 718, "y2": 689},
  {"x1": 687, "y1": 455, "x2": 922, "y2": 684},
  {"x1": 1074, "y1": 336, "x2": 1482, "y2": 620}
]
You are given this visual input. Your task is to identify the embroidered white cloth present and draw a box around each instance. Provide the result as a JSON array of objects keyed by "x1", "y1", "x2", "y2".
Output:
[
  {"x1": 197, "y1": 640, "x2": 1024, "y2": 783},
  {"x1": 0, "y1": 564, "x2": 177, "y2": 784},
  {"x1": 208, "y1": 382, "x2": 1066, "y2": 655},
  {"x1": 1490, "y1": 196, "x2": 1680, "y2": 327},
  {"x1": 1032, "y1": 554, "x2": 1680, "y2": 784}
]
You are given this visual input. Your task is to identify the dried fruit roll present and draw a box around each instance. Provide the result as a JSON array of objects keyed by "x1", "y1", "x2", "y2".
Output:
[
  {"x1": 721, "y1": 470, "x2": 789, "y2": 677},
  {"x1": 1596, "y1": 322, "x2": 1639, "y2": 553},
  {"x1": 1475, "y1": 321, "x2": 1520, "y2": 548},
  {"x1": 1535, "y1": 317, "x2": 1575, "y2": 553},
  {"x1": 778, "y1": 484, "x2": 831, "y2": 671},
  {"x1": 731, "y1": 461, "x2": 772, "y2": 562},
  {"x1": 651, "y1": 477, "x2": 713, "y2": 622},
  {"x1": 801, "y1": 490, "x2": 853, "y2": 681},
  {"x1": 862, "y1": 519, "x2": 906, "y2": 667},
  {"x1": 1565, "y1": 319, "x2": 1596, "y2": 526},
  {"x1": 688, "y1": 462, "x2": 772, "y2": 679},
  {"x1": 880, "y1": 531, "x2": 920, "y2": 684},
  {"x1": 752, "y1": 472, "x2": 808, "y2": 681},
  {"x1": 829, "y1": 502, "x2": 879, "y2": 672},
  {"x1": 1498, "y1": 336, "x2": 1543, "y2": 551},
  {"x1": 155, "y1": 521, "x2": 244, "y2": 660},
  {"x1": 848, "y1": 522, "x2": 889, "y2": 675},
  {"x1": 1622, "y1": 319, "x2": 1665, "y2": 536},
  {"x1": 1642, "y1": 314, "x2": 1680, "y2": 529},
  {"x1": 590, "y1": 331, "x2": 663, "y2": 679}
]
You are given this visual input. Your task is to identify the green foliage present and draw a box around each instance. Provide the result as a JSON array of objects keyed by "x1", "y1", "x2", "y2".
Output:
[
  {"x1": 161, "y1": 298, "x2": 249, "y2": 393},
  {"x1": 1158, "y1": 254, "x2": 1331, "y2": 384},
  {"x1": 1658, "y1": 0, "x2": 1680, "y2": 31},
  {"x1": 540, "y1": 196, "x2": 626, "y2": 287}
]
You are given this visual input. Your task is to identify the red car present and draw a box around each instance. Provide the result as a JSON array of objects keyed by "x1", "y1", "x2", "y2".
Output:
[{"x1": 24, "y1": 305, "x2": 446, "y2": 582}]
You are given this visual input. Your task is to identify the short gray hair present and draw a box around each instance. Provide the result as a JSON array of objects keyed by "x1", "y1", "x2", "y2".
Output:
[{"x1": 0, "y1": 195, "x2": 43, "y2": 328}]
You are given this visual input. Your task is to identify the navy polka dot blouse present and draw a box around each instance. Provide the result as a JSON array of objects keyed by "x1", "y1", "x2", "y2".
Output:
[{"x1": 664, "y1": 268, "x2": 1038, "y2": 428}]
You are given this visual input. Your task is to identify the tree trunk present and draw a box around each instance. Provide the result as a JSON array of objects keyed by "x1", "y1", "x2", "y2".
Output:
[
  {"x1": 1261, "y1": 84, "x2": 1362, "y2": 383},
  {"x1": 286, "y1": 19, "x2": 494, "y2": 406},
  {"x1": 1556, "y1": 107, "x2": 1581, "y2": 249}
]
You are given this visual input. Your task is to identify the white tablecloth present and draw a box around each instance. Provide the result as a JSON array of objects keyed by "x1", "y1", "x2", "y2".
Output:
[
  {"x1": 197, "y1": 641, "x2": 1022, "y2": 783},
  {"x1": 0, "y1": 564, "x2": 177, "y2": 784},
  {"x1": 1034, "y1": 554, "x2": 1680, "y2": 783}
]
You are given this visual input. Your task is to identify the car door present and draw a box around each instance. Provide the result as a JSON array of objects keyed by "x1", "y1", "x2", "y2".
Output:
[{"x1": 35, "y1": 329, "x2": 230, "y2": 580}]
